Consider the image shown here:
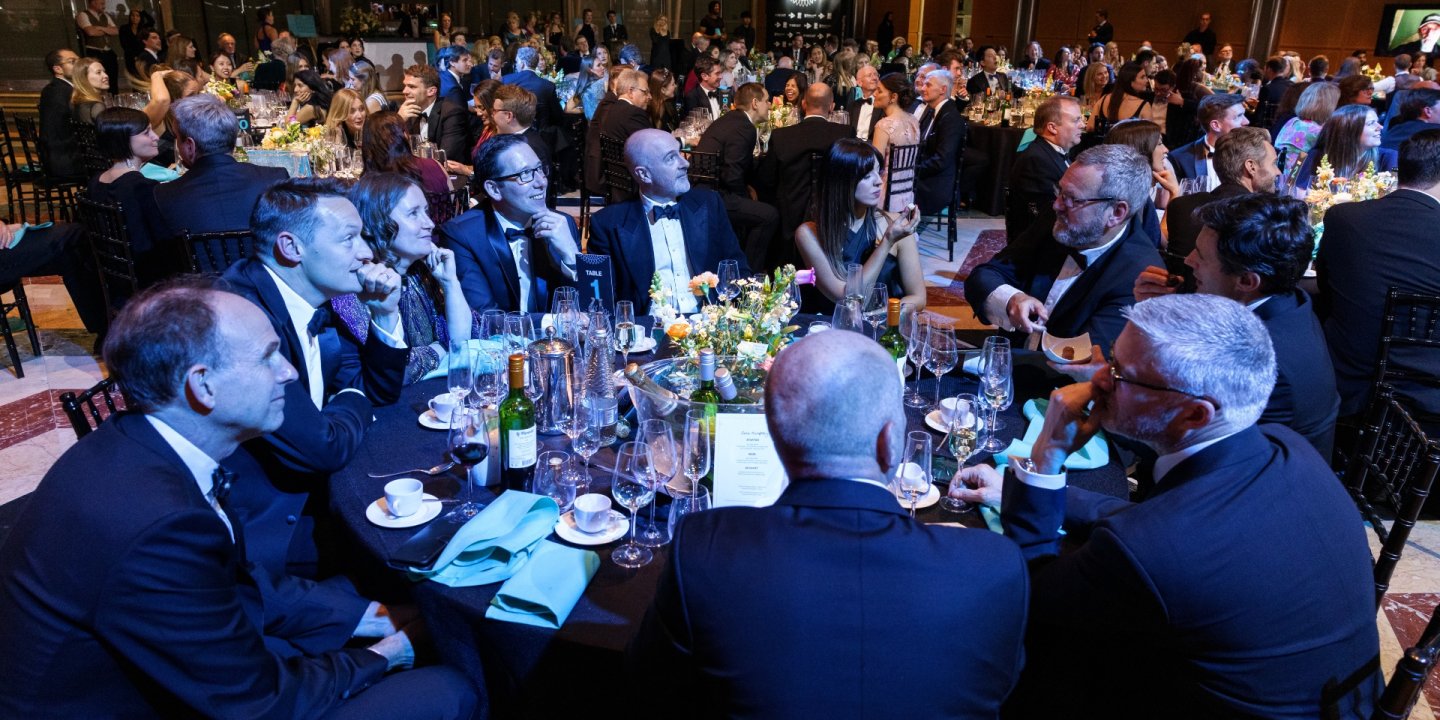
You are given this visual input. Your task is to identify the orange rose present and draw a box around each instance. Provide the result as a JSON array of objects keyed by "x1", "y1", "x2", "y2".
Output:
[{"x1": 666, "y1": 321, "x2": 691, "y2": 339}]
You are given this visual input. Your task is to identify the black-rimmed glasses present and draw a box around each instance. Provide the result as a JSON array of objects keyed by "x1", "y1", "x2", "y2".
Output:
[
  {"x1": 1107, "y1": 361, "x2": 1220, "y2": 408},
  {"x1": 1052, "y1": 184, "x2": 1117, "y2": 211},
  {"x1": 491, "y1": 164, "x2": 548, "y2": 185}
]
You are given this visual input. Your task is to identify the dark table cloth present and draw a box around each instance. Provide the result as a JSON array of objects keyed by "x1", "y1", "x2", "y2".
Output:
[
  {"x1": 967, "y1": 123, "x2": 1028, "y2": 217},
  {"x1": 329, "y1": 325, "x2": 1126, "y2": 717}
]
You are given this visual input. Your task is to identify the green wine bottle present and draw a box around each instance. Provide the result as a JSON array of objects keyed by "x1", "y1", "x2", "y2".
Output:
[
  {"x1": 690, "y1": 349, "x2": 722, "y2": 417},
  {"x1": 877, "y1": 298, "x2": 909, "y2": 391},
  {"x1": 498, "y1": 352, "x2": 537, "y2": 492},
  {"x1": 714, "y1": 366, "x2": 754, "y2": 404}
]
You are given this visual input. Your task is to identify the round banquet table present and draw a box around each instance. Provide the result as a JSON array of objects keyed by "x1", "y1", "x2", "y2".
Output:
[
  {"x1": 329, "y1": 333, "x2": 1127, "y2": 717},
  {"x1": 967, "y1": 123, "x2": 1029, "y2": 216}
]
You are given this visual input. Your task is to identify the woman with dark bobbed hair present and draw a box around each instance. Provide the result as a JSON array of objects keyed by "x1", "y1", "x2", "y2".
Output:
[
  {"x1": 88, "y1": 107, "x2": 175, "y2": 284},
  {"x1": 362, "y1": 110, "x2": 451, "y2": 196},
  {"x1": 794, "y1": 137, "x2": 926, "y2": 313}
]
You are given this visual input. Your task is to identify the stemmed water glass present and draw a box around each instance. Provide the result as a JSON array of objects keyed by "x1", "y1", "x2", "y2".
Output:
[
  {"x1": 480, "y1": 309, "x2": 506, "y2": 342},
  {"x1": 863, "y1": 283, "x2": 889, "y2": 339},
  {"x1": 903, "y1": 313, "x2": 931, "y2": 408},
  {"x1": 716, "y1": 260, "x2": 740, "y2": 303},
  {"x1": 681, "y1": 410, "x2": 712, "y2": 496},
  {"x1": 471, "y1": 350, "x2": 506, "y2": 413},
  {"x1": 446, "y1": 340, "x2": 472, "y2": 409},
  {"x1": 637, "y1": 418, "x2": 677, "y2": 547},
  {"x1": 566, "y1": 399, "x2": 603, "y2": 478},
  {"x1": 926, "y1": 324, "x2": 959, "y2": 409},
  {"x1": 894, "y1": 431, "x2": 933, "y2": 518},
  {"x1": 979, "y1": 337, "x2": 1013, "y2": 453},
  {"x1": 447, "y1": 407, "x2": 488, "y2": 516},
  {"x1": 614, "y1": 300, "x2": 637, "y2": 366},
  {"x1": 611, "y1": 442, "x2": 657, "y2": 568},
  {"x1": 504, "y1": 312, "x2": 535, "y2": 356},
  {"x1": 940, "y1": 393, "x2": 983, "y2": 513}
]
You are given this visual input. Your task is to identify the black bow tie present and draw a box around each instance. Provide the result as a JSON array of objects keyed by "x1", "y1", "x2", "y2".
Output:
[
  {"x1": 650, "y1": 203, "x2": 680, "y2": 223},
  {"x1": 210, "y1": 466, "x2": 236, "y2": 504},
  {"x1": 1067, "y1": 248, "x2": 1091, "y2": 270},
  {"x1": 504, "y1": 226, "x2": 531, "y2": 243},
  {"x1": 859, "y1": 96, "x2": 873, "y2": 105},
  {"x1": 708, "y1": 90, "x2": 720, "y2": 100},
  {"x1": 306, "y1": 306, "x2": 330, "y2": 339}
]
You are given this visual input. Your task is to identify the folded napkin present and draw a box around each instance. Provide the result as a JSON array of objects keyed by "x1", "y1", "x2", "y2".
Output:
[
  {"x1": 407, "y1": 491, "x2": 559, "y2": 587},
  {"x1": 418, "y1": 338, "x2": 508, "y2": 381},
  {"x1": 8, "y1": 222, "x2": 52, "y2": 249},
  {"x1": 979, "y1": 504, "x2": 1005, "y2": 534},
  {"x1": 140, "y1": 163, "x2": 183, "y2": 182},
  {"x1": 485, "y1": 539, "x2": 599, "y2": 628},
  {"x1": 991, "y1": 398, "x2": 1109, "y2": 471}
]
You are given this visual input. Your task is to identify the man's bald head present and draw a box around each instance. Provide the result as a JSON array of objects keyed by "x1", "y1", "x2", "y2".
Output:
[
  {"x1": 802, "y1": 82, "x2": 835, "y2": 116},
  {"x1": 625, "y1": 128, "x2": 691, "y2": 199},
  {"x1": 765, "y1": 331, "x2": 904, "y2": 480}
]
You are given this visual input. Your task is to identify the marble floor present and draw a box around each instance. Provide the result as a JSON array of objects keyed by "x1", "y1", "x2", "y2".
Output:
[{"x1": 3, "y1": 212, "x2": 1438, "y2": 715}]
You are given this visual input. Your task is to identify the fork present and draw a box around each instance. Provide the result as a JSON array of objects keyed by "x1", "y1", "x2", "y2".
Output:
[{"x1": 367, "y1": 461, "x2": 456, "y2": 479}]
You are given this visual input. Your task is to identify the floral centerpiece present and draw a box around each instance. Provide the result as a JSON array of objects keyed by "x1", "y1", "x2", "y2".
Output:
[
  {"x1": 649, "y1": 265, "x2": 814, "y2": 368},
  {"x1": 204, "y1": 79, "x2": 248, "y2": 111},
  {"x1": 339, "y1": 6, "x2": 382, "y2": 36},
  {"x1": 747, "y1": 49, "x2": 775, "y2": 82},
  {"x1": 1362, "y1": 63, "x2": 1388, "y2": 82},
  {"x1": 1304, "y1": 157, "x2": 1397, "y2": 227},
  {"x1": 255, "y1": 119, "x2": 334, "y2": 176}
]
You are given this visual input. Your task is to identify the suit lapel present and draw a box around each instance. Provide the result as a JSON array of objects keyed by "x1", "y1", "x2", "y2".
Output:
[
  {"x1": 678, "y1": 193, "x2": 709, "y2": 276},
  {"x1": 484, "y1": 210, "x2": 522, "y2": 307},
  {"x1": 240, "y1": 261, "x2": 310, "y2": 386}
]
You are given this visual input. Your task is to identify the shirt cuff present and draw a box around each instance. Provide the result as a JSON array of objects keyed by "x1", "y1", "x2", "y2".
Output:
[
  {"x1": 365, "y1": 631, "x2": 415, "y2": 671},
  {"x1": 984, "y1": 285, "x2": 1022, "y2": 331},
  {"x1": 370, "y1": 316, "x2": 407, "y2": 349},
  {"x1": 1010, "y1": 456, "x2": 1068, "y2": 490},
  {"x1": 352, "y1": 601, "x2": 393, "y2": 638}
]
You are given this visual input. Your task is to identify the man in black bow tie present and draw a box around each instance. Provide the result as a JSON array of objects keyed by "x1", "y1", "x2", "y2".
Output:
[
  {"x1": 441, "y1": 134, "x2": 579, "y2": 312},
  {"x1": 847, "y1": 64, "x2": 882, "y2": 140},
  {"x1": 1168, "y1": 93, "x2": 1249, "y2": 190},
  {"x1": 683, "y1": 56, "x2": 726, "y2": 118},
  {"x1": 1006, "y1": 95, "x2": 1084, "y2": 241},
  {"x1": 696, "y1": 82, "x2": 782, "y2": 269},
  {"x1": 965, "y1": 144, "x2": 1161, "y2": 354},
  {"x1": 0, "y1": 280, "x2": 476, "y2": 718},
  {"x1": 590, "y1": 129, "x2": 751, "y2": 311}
]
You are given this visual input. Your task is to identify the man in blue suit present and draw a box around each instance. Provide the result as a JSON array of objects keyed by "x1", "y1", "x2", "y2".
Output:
[
  {"x1": 0, "y1": 281, "x2": 475, "y2": 718},
  {"x1": 154, "y1": 93, "x2": 289, "y2": 238},
  {"x1": 1168, "y1": 93, "x2": 1250, "y2": 190},
  {"x1": 502, "y1": 46, "x2": 564, "y2": 130},
  {"x1": 590, "y1": 129, "x2": 750, "y2": 313},
  {"x1": 436, "y1": 44, "x2": 473, "y2": 108},
  {"x1": 953, "y1": 294, "x2": 1380, "y2": 719},
  {"x1": 630, "y1": 329, "x2": 1029, "y2": 717},
  {"x1": 440, "y1": 134, "x2": 579, "y2": 312}
]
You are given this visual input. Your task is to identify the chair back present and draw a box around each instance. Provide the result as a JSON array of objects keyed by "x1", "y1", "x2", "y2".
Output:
[
  {"x1": 807, "y1": 149, "x2": 826, "y2": 191},
  {"x1": 76, "y1": 194, "x2": 140, "y2": 317},
  {"x1": 883, "y1": 142, "x2": 919, "y2": 213},
  {"x1": 59, "y1": 377, "x2": 122, "y2": 440},
  {"x1": 599, "y1": 133, "x2": 637, "y2": 204},
  {"x1": 0, "y1": 106, "x2": 23, "y2": 178},
  {"x1": 70, "y1": 119, "x2": 109, "y2": 178},
  {"x1": 1375, "y1": 289, "x2": 1440, "y2": 417},
  {"x1": 687, "y1": 150, "x2": 721, "y2": 190},
  {"x1": 425, "y1": 186, "x2": 470, "y2": 228},
  {"x1": 12, "y1": 115, "x2": 46, "y2": 175},
  {"x1": 183, "y1": 229, "x2": 257, "y2": 274},
  {"x1": 1343, "y1": 384, "x2": 1440, "y2": 606}
]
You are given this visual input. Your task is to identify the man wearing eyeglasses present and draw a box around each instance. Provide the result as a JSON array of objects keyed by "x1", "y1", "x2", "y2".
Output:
[
  {"x1": 39, "y1": 48, "x2": 83, "y2": 180},
  {"x1": 949, "y1": 293, "x2": 1380, "y2": 718},
  {"x1": 584, "y1": 68, "x2": 653, "y2": 198},
  {"x1": 965, "y1": 144, "x2": 1162, "y2": 354},
  {"x1": 490, "y1": 84, "x2": 551, "y2": 169},
  {"x1": 441, "y1": 134, "x2": 578, "y2": 312}
]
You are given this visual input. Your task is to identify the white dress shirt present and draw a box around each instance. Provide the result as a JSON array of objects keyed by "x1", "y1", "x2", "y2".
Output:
[
  {"x1": 642, "y1": 194, "x2": 697, "y2": 313},
  {"x1": 495, "y1": 214, "x2": 536, "y2": 312},
  {"x1": 1200, "y1": 138, "x2": 1220, "y2": 191},
  {"x1": 262, "y1": 266, "x2": 405, "y2": 410},
  {"x1": 417, "y1": 100, "x2": 436, "y2": 140},
  {"x1": 702, "y1": 86, "x2": 722, "y2": 119},
  {"x1": 855, "y1": 94, "x2": 875, "y2": 140},
  {"x1": 145, "y1": 415, "x2": 232, "y2": 542},
  {"x1": 982, "y1": 226, "x2": 1129, "y2": 348}
]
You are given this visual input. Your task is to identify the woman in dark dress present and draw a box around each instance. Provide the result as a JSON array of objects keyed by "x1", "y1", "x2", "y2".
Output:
[
  {"x1": 650, "y1": 15, "x2": 672, "y2": 71},
  {"x1": 88, "y1": 107, "x2": 179, "y2": 289},
  {"x1": 794, "y1": 138, "x2": 926, "y2": 314}
]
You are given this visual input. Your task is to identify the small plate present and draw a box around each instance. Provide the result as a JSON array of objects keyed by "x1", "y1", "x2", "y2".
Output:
[
  {"x1": 365, "y1": 493, "x2": 442, "y2": 528},
  {"x1": 1042, "y1": 331, "x2": 1093, "y2": 365},
  {"x1": 894, "y1": 484, "x2": 940, "y2": 510},
  {"x1": 614, "y1": 334, "x2": 658, "y2": 354},
  {"x1": 418, "y1": 410, "x2": 452, "y2": 431},
  {"x1": 554, "y1": 509, "x2": 629, "y2": 545},
  {"x1": 925, "y1": 410, "x2": 949, "y2": 433}
]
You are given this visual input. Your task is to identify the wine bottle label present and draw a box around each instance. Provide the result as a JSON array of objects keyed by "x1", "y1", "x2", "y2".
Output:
[{"x1": 506, "y1": 426, "x2": 537, "y2": 468}]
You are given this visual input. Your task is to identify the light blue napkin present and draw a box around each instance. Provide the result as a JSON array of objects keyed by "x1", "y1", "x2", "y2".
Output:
[
  {"x1": 140, "y1": 163, "x2": 182, "y2": 182},
  {"x1": 992, "y1": 398, "x2": 1109, "y2": 471},
  {"x1": 485, "y1": 539, "x2": 600, "y2": 628},
  {"x1": 418, "y1": 338, "x2": 507, "y2": 381},
  {"x1": 979, "y1": 504, "x2": 1005, "y2": 534},
  {"x1": 407, "y1": 491, "x2": 559, "y2": 587},
  {"x1": 8, "y1": 222, "x2": 53, "y2": 249}
]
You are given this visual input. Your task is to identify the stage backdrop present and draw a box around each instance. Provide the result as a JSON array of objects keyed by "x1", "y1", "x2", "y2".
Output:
[{"x1": 765, "y1": 0, "x2": 855, "y2": 53}]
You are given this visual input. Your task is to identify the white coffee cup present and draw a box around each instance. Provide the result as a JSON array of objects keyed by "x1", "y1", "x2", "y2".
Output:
[
  {"x1": 428, "y1": 392, "x2": 459, "y2": 419},
  {"x1": 573, "y1": 493, "x2": 613, "y2": 533},
  {"x1": 383, "y1": 478, "x2": 425, "y2": 518}
]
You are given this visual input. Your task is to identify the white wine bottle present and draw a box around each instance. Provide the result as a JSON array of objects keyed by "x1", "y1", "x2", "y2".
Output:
[{"x1": 498, "y1": 352, "x2": 537, "y2": 492}]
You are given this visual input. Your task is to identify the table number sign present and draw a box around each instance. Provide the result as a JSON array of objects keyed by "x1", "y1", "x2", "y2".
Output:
[
  {"x1": 576, "y1": 253, "x2": 615, "y2": 310},
  {"x1": 712, "y1": 412, "x2": 787, "y2": 508}
]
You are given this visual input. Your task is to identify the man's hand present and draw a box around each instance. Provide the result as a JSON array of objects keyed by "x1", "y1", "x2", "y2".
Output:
[
  {"x1": 1047, "y1": 344, "x2": 1106, "y2": 383},
  {"x1": 0, "y1": 223, "x2": 19, "y2": 250},
  {"x1": 397, "y1": 99, "x2": 423, "y2": 121},
  {"x1": 1133, "y1": 264, "x2": 1180, "y2": 302},
  {"x1": 1005, "y1": 292, "x2": 1049, "y2": 333},
  {"x1": 948, "y1": 464, "x2": 1002, "y2": 506},
  {"x1": 1031, "y1": 382, "x2": 1104, "y2": 474},
  {"x1": 530, "y1": 208, "x2": 577, "y2": 256},
  {"x1": 356, "y1": 262, "x2": 403, "y2": 323}
]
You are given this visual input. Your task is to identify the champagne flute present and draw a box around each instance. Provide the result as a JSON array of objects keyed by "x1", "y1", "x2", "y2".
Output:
[
  {"x1": 927, "y1": 326, "x2": 959, "y2": 409},
  {"x1": 611, "y1": 442, "x2": 656, "y2": 568},
  {"x1": 979, "y1": 338, "x2": 1013, "y2": 453},
  {"x1": 716, "y1": 259, "x2": 740, "y2": 303},
  {"x1": 903, "y1": 313, "x2": 931, "y2": 408},
  {"x1": 843, "y1": 261, "x2": 865, "y2": 308},
  {"x1": 894, "y1": 431, "x2": 933, "y2": 518},
  {"x1": 447, "y1": 407, "x2": 488, "y2": 515},
  {"x1": 637, "y1": 418, "x2": 677, "y2": 547},
  {"x1": 446, "y1": 339, "x2": 472, "y2": 408},
  {"x1": 940, "y1": 393, "x2": 983, "y2": 513},
  {"x1": 681, "y1": 409, "x2": 712, "y2": 497},
  {"x1": 863, "y1": 283, "x2": 889, "y2": 339},
  {"x1": 614, "y1": 300, "x2": 636, "y2": 366}
]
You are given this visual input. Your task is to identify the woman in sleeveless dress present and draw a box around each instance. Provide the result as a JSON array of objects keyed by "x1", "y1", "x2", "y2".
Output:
[{"x1": 868, "y1": 73, "x2": 920, "y2": 207}]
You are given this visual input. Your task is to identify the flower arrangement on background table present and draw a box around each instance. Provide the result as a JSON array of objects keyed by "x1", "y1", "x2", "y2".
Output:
[
  {"x1": 1304, "y1": 157, "x2": 1397, "y2": 255},
  {"x1": 204, "y1": 79, "x2": 248, "y2": 111},
  {"x1": 339, "y1": 6, "x2": 381, "y2": 36},
  {"x1": 649, "y1": 265, "x2": 814, "y2": 368}
]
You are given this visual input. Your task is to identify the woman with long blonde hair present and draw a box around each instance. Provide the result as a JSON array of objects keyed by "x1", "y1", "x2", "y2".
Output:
[
  {"x1": 323, "y1": 88, "x2": 367, "y2": 149},
  {"x1": 650, "y1": 15, "x2": 672, "y2": 70}
]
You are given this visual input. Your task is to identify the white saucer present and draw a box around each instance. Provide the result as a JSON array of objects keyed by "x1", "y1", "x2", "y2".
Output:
[
  {"x1": 894, "y1": 484, "x2": 940, "y2": 510},
  {"x1": 615, "y1": 335, "x2": 658, "y2": 354},
  {"x1": 418, "y1": 410, "x2": 452, "y2": 430},
  {"x1": 365, "y1": 493, "x2": 442, "y2": 528},
  {"x1": 925, "y1": 410, "x2": 950, "y2": 433},
  {"x1": 554, "y1": 509, "x2": 628, "y2": 545}
]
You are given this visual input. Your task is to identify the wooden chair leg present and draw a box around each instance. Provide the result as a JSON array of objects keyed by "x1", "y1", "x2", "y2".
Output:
[
  {"x1": 15, "y1": 286, "x2": 40, "y2": 356},
  {"x1": 0, "y1": 307, "x2": 22, "y2": 379}
]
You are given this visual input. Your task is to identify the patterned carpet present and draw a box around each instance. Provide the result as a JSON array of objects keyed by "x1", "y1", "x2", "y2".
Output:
[{"x1": 926, "y1": 228, "x2": 1007, "y2": 309}]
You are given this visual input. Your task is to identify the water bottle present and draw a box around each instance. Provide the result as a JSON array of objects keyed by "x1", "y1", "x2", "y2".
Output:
[{"x1": 581, "y1": 325, "x2": 618, "y2": 445}]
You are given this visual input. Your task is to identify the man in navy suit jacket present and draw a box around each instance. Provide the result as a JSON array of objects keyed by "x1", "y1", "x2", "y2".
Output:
[
  {"x1": 965, "y1": 145, "x2": 1162, "y2": 354},
  {"x1": 221, "y1": 179, "x2": 407, "y2": 593},
  {"x1": 630, "y1": 330, "x2": 1029, "y2": 718},
  {"x1": 399, "y1": 64, "x2": 471, "y2": 165},
  {"x1": 1381, "y1": 87, "x2": 1440, "y2": 150},
  {"x1": 590, "y1": 130, "x2": 750, "y2": 313},
  {"x1": 440, "y1": 135, "x2": 578, "y2": 312},
  {"x1": 502, "y1": 46, "x2": 564, "y2": 130},
  {"x1": 0, "y1": 283, "x2": 475, "y2": 718},
  {"x1": 1006, "y1": 96, "x2": 1083, "y2": 242},
  {"x1": 154, "y1": 94, "x2": 289, "y2": 239},
  {"x1": 914, "y1": 69, "x2": 966, "y2": 214},
  {"x1": 436, "y1": 44, "x2": 473, "y2": 108},
  {"x1": 954, "y1": 293, "x2": 1380, "y2": 719},
  {"x1": 1134, "y1": 193, "x2": 1339, "y2": 458},
  {"x1": 1168, "y1": 93, "x2": 1250, "y2": 188}
]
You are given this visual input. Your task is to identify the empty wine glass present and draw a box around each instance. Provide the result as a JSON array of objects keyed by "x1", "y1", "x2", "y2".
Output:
[
  {"x1": 522, "y1": 350, "x2": 545, "y2": 403},
  {"x1": 717, "y1": 259, "x2": 740, "y2": 303},
  {"x1": 446, "y1": 340, "x2": 472, "y2": 407},
  {"x1": 611, "y1": 442, "x2": 657, "y2": 568},
  {"x1": 894, "y1": 431, "x2": 933, "y2": 518},
  {"x1": 567, "y1": 398, "x2": 603, "y2": 477},
  {"x1": 504, "y1": 312, "x2": 535, "y2": 355},
  {"x1": 681, "y1": 409, "x2": 712, "y2": 497},
  {"x1": 447, "y1": 407, "x2": 488, "y2": 515},
  {"x1": 637, "y1": 418, "x2": 677, "y2": 547},
  {"x1": 480, "y1": 309, "x2": 506, "y2": 342},
  {"x1": 940, "y1": 393, "x2": 982, "y2": 513},
  {"x1": 863, "y1": 283, "x2": 889, "y2": 339},
  {"x1": 534, "y1": 450, "x2": 574, "y2": 510},
  {"x1": 903, "y1": 314, "x2": 931, "y2": 408},
  {"x1": 979, "y1": 337, "x2": 1013, "y2": 453},
  {"x1": 614, "y1": 300, "x2": 637, "y2": 366},
  {"x1": 926, "y1": 325, "x2": 959, "y2": 409},
  {"x1": 472, "y1": 350, "x2": 507, "y2": 412}
]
